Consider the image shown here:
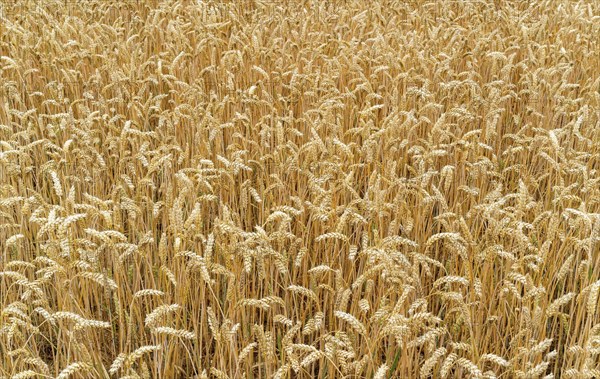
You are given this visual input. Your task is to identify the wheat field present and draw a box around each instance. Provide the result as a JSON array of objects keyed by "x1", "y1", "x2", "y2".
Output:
[{"x1": 1, "y1": 0, "x2": 599, "y2": 378}]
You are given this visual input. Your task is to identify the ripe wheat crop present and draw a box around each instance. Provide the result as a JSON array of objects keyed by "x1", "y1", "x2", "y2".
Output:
[{"x1": 1, "y1": 0, "x2": 599, "y2": 378}]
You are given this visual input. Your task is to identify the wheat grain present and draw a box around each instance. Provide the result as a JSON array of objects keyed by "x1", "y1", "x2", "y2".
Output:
[
  {"x1": 152, "y1": 326, "x2": 196, "y2": 339},
  {"x1": 334, "y1": 311, "x2": 366, "y2": 336},
  {"x1": 56, "y1": 362, "x2": 91, "y2": 379}
]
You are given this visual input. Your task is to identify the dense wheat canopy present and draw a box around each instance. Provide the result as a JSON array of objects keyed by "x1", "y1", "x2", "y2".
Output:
[{"x1": 1, "y1": 0, "x2": 600, "y2": 378}]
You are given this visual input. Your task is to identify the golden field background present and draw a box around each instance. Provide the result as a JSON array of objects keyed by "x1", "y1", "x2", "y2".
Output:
[{"x1": 1, "y1": 0, "x2": 599, "y2": 377}]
